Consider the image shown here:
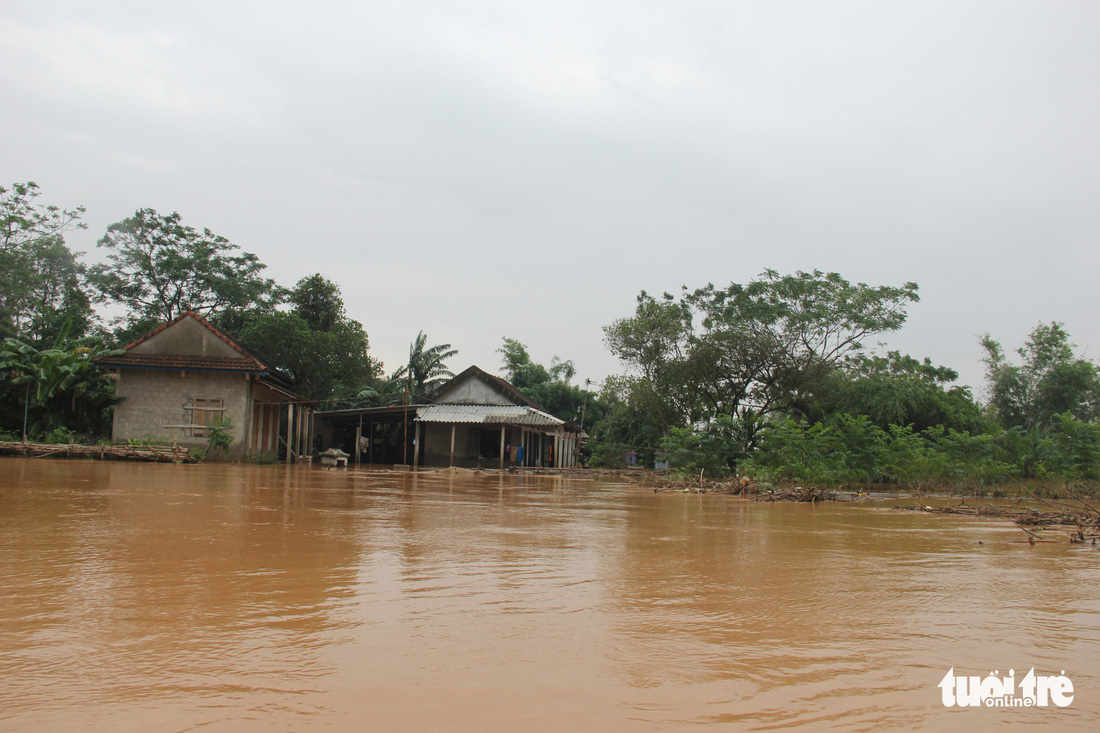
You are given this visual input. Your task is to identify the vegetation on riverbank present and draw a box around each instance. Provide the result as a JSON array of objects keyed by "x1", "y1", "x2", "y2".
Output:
[{"x1": 2, "y1": 179, "x2": 1098, "y2": 485}]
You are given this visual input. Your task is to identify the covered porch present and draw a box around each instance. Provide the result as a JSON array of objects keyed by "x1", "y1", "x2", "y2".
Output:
[
  {"x1": 414, "y1": 404, "x2": 581, "y2": 469},
  {"x1": 313, "y1": 404, "x2": 582, "y2": 469}
]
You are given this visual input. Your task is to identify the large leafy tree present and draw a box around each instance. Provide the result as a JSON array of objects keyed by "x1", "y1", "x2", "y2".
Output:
[
  {"x1": 604, "y1": 270, "x2": 920, "y2": 443},
  {"x1": 0, "y1": 181, "x2": 94, "y2": 344},
  {"x1": 982, "y1": 322, "x2": 1100, "y2": 430},
  {"x1": 88, "y1": 208, "x2": 282, "y2": 331},
  {"x1": 235, "y1": 274, "x2": 377, "y2": 402}
]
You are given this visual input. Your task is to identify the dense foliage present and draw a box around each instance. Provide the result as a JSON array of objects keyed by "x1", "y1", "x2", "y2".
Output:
[
  {"x1": 807, "y1": 351, "x2": 985, "y2": 434},
  {"x1": 595, "y1": 273, "x2": 1100, "y2": 489},
  {"x1": 604, "y1": 270, "x2": 919, "y2": 450},
  {"x1": 0, "y1": 326, "x2": 124, "y2": 441},
  {"x1": 981, "y1": 322, "x2": 1100, "y2": 430},
  {"x1": 498, "y1": 338, "x2": 607, "y2": 430},
  {"x1": 0, "y1": 183, "x2": 383, "y2": 440},
  {"x1": 0, "y1": 182, "x2": 94, "y2": 346},
  {"x1": 234, "y1": 275, "x2": 378, "y2": 402}
]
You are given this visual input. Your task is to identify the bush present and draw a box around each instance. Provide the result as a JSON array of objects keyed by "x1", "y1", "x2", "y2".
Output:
[
  {"x1": 253, "y1": 450, "x2": 278, "y2": 465},
  {"x1": 742, "y1": 415, "x2": 888, "y2": 487},
  {"x1": 41, "y1": 426, "x2": 77, "y2": 444},
  {"x1": 204, "y1": 417, "x2": 234, "y2": 460}
]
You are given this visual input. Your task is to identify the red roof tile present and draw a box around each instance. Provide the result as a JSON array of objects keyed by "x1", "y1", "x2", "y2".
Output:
[{"x1": 94, "y1": 353, "x2": 269, "y2": 372}]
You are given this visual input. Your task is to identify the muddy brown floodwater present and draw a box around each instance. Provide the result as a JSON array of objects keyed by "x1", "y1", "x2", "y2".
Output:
[{"x1": 1, "y1": 459, "x2": 1098, "y2": 731}]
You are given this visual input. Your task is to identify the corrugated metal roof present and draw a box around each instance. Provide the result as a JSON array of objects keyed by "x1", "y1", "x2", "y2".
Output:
[{"x1": 416, "y1": 404, "x2": 565, "y2": 427}]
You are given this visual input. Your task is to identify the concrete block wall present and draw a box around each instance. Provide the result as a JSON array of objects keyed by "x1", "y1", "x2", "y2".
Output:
[{"x1": 113, "y1": 370, "x2": 251, "y2": 456}]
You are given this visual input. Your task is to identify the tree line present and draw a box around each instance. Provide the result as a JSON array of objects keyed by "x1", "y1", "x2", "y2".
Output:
[
  {"x1": 589, "y1": 271, "x2": 1100, "y2": 490},
  {"x1": 0, "y1": 181, "x2": 447, "y2": 442},
  {"x1": 2, "y1": 179, "x2": 1098, "y2": 491}
]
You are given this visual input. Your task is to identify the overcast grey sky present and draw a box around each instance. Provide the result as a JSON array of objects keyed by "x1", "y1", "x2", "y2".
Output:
[{"x1": 3, "y1": 1, "x2": 1098, "y2": 395}]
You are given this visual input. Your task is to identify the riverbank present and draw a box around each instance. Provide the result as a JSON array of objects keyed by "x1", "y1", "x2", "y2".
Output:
[{"x1": 627, "y1": 470, "x2": 1100, "y2": 544}]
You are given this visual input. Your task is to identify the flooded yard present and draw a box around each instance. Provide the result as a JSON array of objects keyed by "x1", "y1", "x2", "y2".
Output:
[{"x1": 1, "y1": 458, "x2": 1098, "y2": 730}]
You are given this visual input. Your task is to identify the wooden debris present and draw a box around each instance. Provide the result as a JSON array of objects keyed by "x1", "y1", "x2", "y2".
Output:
[
  {"x1": 632, "y1": 472, "x2": 843, "y2": 502},
  {"x1": 0, "y1": 441, "x2": 197, "y2": 463},
  {"x1": 894, "y1": 497, "x2": 1100, "y2": 544}
]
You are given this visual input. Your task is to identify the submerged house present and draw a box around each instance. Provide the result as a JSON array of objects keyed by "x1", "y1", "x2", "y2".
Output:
[
  {"x1": 315, "y1": 366, "x2": 584, "y2": 468},
  {"x1": 94, "y1": 312, "x2": 315, "y2": 461}
]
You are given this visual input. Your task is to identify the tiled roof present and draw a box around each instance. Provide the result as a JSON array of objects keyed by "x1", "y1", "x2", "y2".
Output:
[
  {"x1": 93, "y1": 353, "x2": 270, "y2": 373},
  {"x1": 93, "y1": 311, "x2": 296, "y2": 392}
]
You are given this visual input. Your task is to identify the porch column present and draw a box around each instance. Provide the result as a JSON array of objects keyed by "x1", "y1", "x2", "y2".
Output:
[
  {"x1": 413, "y1": 421, "x2": 421, "y2": 467},
  {"x1": 499, "y1": 426, "x2": 506, "y2": 469},
  {"x1": 355, "y1": 424, "x2": 362, "y2": 468},
  {"x1": 285, "y1": 402, "x2": 295, "y2": 464},
  {"x1": 302, "y1": 408, "x2": 309, "y2": 458},
  {"x1": 302, "y1": 408, "x2": 310, "y2": 458},
  {"x1": 449, "y1": 424, "x2": 456, "y2": 467},
  {"x1": 307, "y1": 409, "x2": 315, "y2": 457},
  {"x1": 245, "y1": 395, "x2": 255, "y2": 458},
  {"x1": 296, "y1": 406, "x2": 304, "y2": 460},
  {"x1": 264, "y1": 405, "x2": 272, "y2": 453},
  {"x1": 259, "y1": 405, "x2": 267, "y2": 453}
]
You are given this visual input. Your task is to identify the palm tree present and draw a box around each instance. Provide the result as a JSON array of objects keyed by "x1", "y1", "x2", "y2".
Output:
[
  {"x1": 353, "y1": 373, "x2": 404, "y2": 408},
  {"x1": 392, "y1": 331, "x2": 458, "y2": 401}
]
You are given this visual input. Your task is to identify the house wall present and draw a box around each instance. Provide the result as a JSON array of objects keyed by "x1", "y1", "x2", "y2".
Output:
[
  {"x1": 130, "y1": 317, "x2": 243, "y2": 359},
  {"x1": 431, "y1": 377, "x2": 514, "y2": 406},
  {"x1": 421, "y1": 423, "x2": 476, "y2": 467},
  {"x1": 112, "y1": 369, "x2": 252, "y2": 458}
]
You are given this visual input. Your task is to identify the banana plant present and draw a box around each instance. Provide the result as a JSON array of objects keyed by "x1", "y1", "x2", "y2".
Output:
[{"x1": 0, "y1": 322, "x2": 125, "y2": 440}]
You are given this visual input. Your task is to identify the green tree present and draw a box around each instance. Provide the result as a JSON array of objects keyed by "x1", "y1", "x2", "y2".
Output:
[
  {"x1": 604, "y1": 270, "x2": 920, "y2": 446},
  {"x1": 586, "y1": 375, "x2": 667, "y2": 467},
  {"x1": 981, "y1": 322, "x2": 1100, "y2": 430},
  {"x1": 290, "y1": 273, "x2": 343, "y2": 331},
  {"x1": 0, "y1": 325, "x2": 124, "y2": 440},
  {"x1": 498, "y1": 337, "x2": 606, "y2": 427},
  {"x1": 810, "y1": 351, "x2": 984, "y2": 433},
  {"x1": 741, "y1": 417, "x2": 884, "y2": 487},
  {"x1": 88, "y1": 208, "x2": 282, "y2": 330},
  {"x1": 393, "y1": 331, "x2": 458, "y2": 401},
  {"x1": 0, "y1": 181, "x2": 94, "y2": 344},
  {"x1": 235, "y1": 275, "x2": 377, "y2": 402},
  {"x1": 1038, "y1": 413, "x2": 1100, "y2": 482}
]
